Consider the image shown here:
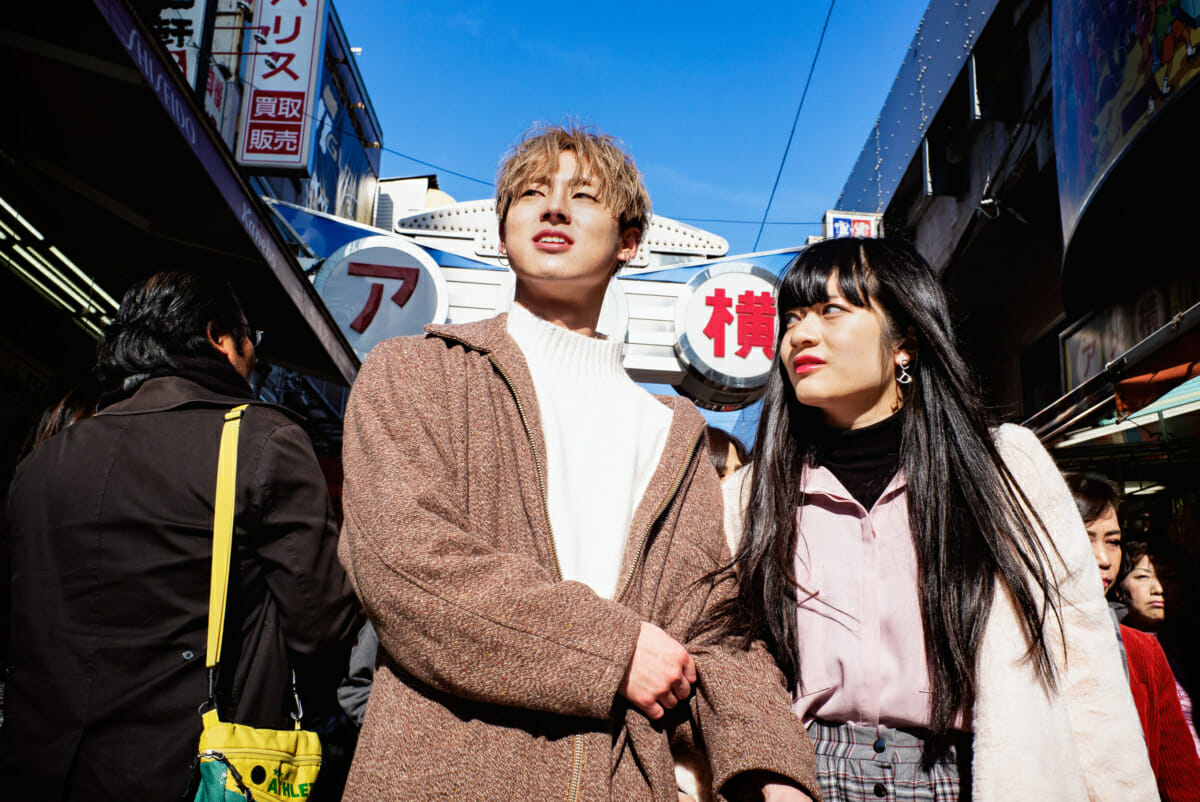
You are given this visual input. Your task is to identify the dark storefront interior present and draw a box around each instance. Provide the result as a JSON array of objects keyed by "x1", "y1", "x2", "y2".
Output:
[{"x1": 0, "y1": 2, "x2": 358, "y2": 490}]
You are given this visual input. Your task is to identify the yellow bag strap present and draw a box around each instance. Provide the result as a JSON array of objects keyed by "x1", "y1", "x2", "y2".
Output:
[{"x1": 206, "y1": 405, "x2": 249, "y2": 674}]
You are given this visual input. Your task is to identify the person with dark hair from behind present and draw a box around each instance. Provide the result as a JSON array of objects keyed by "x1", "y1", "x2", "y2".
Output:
[
  {"x1": 705, "y1": 425, "x2": 749, "y2": 482},
  {"x1": 1065, "y1": 472, "x2": 1200, "y2": 800},
  {"x1": 0, "y1": 271, "x2": 360, "y2": 801},
  {"x1": 1, "y1": 380, "x2": 100, "y2": 716},
  {"x1": 19, "y1": 379, "x2": 101, "y2": 459}
]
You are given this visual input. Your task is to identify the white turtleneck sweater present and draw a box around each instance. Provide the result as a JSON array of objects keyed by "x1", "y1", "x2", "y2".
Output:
[{"x1": 506, "y1": 303, "x2": 673, "y2": 598}]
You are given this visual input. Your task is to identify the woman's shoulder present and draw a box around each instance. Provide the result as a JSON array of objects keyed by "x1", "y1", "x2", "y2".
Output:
[
  {"x1": 991, "y1": 423, "x2": 1054, "y2": 483},
  {"x1": 991, "y1": 422, "x2": 1042, "y2": 454}
]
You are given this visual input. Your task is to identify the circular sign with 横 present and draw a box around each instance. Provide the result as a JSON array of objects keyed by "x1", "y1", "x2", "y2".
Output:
[
  {"x1": 672, "y1": 262, "x2": 780, "y2": 410},
  {"x1": 314, "y1": 235, "x2": 449, "y2": 361}
]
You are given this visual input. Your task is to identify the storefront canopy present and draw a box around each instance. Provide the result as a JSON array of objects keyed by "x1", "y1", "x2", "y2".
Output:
[{"x1": 0, "y1": 0, "x2": 358, "y2": 383}]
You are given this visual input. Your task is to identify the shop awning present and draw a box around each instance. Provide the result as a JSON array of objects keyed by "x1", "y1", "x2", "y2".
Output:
[
  {"x1": 0, "y1": 0, "x2": 358, "y2": 383},
  {"x1": 265, "y1": 198, "x2": 505, "y2": 272},
  {"x1": 1023, "y1": 299, "x2": 1200, "y2": 443}
]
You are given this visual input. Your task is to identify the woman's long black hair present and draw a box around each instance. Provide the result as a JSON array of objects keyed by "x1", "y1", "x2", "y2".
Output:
[{"x1": 711, "y1": 237, "x2": 1064, "y2": 744}]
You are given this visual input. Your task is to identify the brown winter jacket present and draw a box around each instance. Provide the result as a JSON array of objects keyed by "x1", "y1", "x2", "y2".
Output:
[{"x1": 338, "y1": 314, "x2": 818, "y2": 801}]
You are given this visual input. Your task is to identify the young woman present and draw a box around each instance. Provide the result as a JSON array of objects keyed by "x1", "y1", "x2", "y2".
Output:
[
  {"x1": 1066, "y1": 473, "x2": 1200, "y2": 800},
  {"x1": 714, "y1": 237, "x2": 1157, "y2": 801},
  {"x1": 705, "y1": 425, "x2": 750, "y2": 482}
]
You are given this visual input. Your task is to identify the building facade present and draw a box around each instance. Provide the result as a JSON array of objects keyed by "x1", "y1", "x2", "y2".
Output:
[{"x1": 838, "y1": 0, "x2": 1199, "y2": 564}]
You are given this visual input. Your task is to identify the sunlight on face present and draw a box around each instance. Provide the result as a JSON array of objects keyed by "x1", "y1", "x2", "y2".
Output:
[{"x1": 778, "y1": 274, "x2": 903, "y2": 429}]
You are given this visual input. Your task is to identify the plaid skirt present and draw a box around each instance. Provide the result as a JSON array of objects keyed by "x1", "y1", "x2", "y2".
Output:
[{"x1": 807, "y1": 720, "x2": 973, "y2": 802}]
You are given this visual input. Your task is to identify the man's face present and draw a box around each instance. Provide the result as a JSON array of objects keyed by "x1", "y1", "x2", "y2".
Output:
[
  {"x1": 1085, "y1": 503, "x2": 1122, "y2": 594},
  {"x1": 228, "y1": 334, "x2": 255, "y2": 379},
  {"x1": 499, "y1": 151, "x2": 640, "y2": 300},
  {"x1": 209, "y1": 321, "x2": 256, "y2": 379}
]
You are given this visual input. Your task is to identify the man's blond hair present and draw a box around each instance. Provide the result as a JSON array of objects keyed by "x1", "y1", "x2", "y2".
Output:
[{"x1": 495, "y1": 123, "x2": 652, "y2": 236}]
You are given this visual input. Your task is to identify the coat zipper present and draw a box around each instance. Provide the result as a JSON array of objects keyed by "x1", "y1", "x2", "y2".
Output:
[
  {"x1": 490, "y1": 353, "x2": 702, "y2": 801},
  {"x1": 487, "y1": 355, "x2": 564, "y2": 582},
  {"x1": 612, "y1": 428, "x2": 703, "y2": 605},
  {"x1": 488, "y1": 355, "x2": 582, "y2": 800}
]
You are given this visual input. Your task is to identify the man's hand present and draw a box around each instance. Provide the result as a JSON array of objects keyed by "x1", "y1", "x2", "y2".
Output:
[{"x1": 618, "y1": 621, "x2": 696, "y2": 720}]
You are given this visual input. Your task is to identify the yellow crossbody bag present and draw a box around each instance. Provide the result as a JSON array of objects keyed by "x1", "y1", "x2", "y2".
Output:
[{"x1": 192, "y1": 405, "x2": 322, "y2": 802}]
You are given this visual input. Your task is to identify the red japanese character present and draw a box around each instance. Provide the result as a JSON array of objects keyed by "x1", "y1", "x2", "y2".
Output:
[
  {"x1": 262, "y1": 52, "x2": 299, "y2": 80},
  {"x1": 735, "y1": 291, "x2": 776, "y2": 359},
  {"x1": 347, "y1": 263, "x2": 421, "y2": 333},
  {"x1": 703, "y1": 289, "x2": 735, "y2": 357},
  {"x1": 272, "y1": 16, "x2": 302, "y2": 44}
]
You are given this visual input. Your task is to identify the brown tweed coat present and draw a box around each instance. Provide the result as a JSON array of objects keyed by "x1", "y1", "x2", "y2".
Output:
[{"x1": 338, "y1": 314, "x2": 818, "y2": 801}]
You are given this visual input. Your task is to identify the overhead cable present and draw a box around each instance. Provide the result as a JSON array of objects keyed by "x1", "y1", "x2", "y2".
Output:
[{"x1": 752, "y1": 0, "x2": 837, "y2": 251}]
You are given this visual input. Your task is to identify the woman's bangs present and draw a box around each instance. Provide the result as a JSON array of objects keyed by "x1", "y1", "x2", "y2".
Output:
[{"x1": 777, "y1": 240, "x2": 874, "y2": 314}]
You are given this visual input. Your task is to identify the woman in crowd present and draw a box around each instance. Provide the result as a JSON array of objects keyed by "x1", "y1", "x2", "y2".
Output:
[
  {"x1": 1115, "y1": 536, "x2": 1200, "y2": 755},
  {"x1": 1116, "y1": 539, "x2": 1168, "y2": 631},
  {"x1": 1066, "y1": 473, "x2": 1200, "y2": 799},
  {"x1": 712, "y1": 237, "x2": 1157, "y2": 801},
  {"x1": 705, "y1": 425, "x2": 749, "y2": 482}
]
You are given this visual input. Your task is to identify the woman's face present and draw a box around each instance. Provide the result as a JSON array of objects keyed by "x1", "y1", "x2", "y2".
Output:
[
  {"x1": 1122, "y1": 555, "x2": 1165, "y2": 628},
  {"x1": 1084, "y1": 503, "x2": 1122, "y2": 594},
  {"x1": 778, "y1": 273, "x2": 907, "y2": 429},
  {"x1": 721, "y1": 443, "x2": 743, "y2": 482}
]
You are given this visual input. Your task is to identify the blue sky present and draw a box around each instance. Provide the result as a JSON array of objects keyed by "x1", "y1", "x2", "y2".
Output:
[{"x1": 334, "y1": 1, "x2": 931, "y2": 255}]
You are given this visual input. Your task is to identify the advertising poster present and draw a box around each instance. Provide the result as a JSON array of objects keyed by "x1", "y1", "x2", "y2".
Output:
[
  {"x1": 301, "y1": 70, "x2": 379, "y2": 225},
  {"x1": 1053, "y1": 0, "x2": 1200, "y2": 241}
]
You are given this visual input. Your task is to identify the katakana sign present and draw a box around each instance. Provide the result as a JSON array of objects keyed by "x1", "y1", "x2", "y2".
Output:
[
  {"x1": 314, "y1": 236, "x2": 449, "y2": 361},
  {"x1": 235, "y1": 0, "x2": 327, "y2": 172},
  {"x1": 674, "y1": 263, "x2": 779, "y2": 396}
]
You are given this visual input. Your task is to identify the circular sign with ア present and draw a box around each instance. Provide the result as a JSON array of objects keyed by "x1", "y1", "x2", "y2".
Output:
[
  {"x1": 315, "y1": 236, "x2": 449, "y2": 362},
  {"x1": 673, "y1": 263, "x2": 779, "y2": 410}
]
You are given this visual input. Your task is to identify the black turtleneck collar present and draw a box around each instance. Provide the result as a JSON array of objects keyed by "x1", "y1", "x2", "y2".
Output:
[
  {"x1": 97, "y1": 353, "x2": 254, "y2": 411},
  {"x1": 814, "y1": 412, "x2": 902, "y2": 511}
]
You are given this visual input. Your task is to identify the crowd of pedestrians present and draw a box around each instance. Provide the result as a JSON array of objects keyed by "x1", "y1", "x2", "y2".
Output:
[{"x1": 1, "y1": 124, "x2": 1197, "y2": 801}]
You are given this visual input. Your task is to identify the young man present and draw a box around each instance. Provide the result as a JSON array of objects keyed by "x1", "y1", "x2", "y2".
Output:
[{"x1": 338, "y1": 125, "x2": 818, "y2": 800}]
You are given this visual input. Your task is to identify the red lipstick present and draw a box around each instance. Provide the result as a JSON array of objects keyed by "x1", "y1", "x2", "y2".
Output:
[{"x1": 792, "y1": 355, "x2": 824, "y2": 374}]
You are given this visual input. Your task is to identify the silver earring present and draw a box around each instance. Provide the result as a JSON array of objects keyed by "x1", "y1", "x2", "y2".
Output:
[
  {"x1": 898, "y1": 359, "x2": 913, "y2": 385},
  {"x1": 497, "y1": 249, "x2": 509, "y2": 267}
]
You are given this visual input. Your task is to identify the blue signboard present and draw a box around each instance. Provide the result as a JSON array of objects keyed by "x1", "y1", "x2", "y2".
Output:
[{"x1": 301, "y1": 63, "x2": 379, "y2": 225}]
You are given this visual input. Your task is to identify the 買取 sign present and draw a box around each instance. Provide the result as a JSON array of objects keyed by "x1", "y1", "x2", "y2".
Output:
[{"x1": 235, "y1": 0, "x2": 327, "y2": 173}]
